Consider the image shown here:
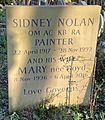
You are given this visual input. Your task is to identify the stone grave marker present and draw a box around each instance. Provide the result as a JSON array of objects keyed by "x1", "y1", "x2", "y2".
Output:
[{"x1": 6, "y1": 6, "x2": 101, "y2": 112}]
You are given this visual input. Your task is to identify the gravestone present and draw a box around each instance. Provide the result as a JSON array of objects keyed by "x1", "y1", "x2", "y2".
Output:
[{"x1": 6, "y1": 6, "x2": 101, "y2": 112}]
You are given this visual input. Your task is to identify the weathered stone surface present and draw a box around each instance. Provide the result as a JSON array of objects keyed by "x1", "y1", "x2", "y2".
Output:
[{"x1": 7, "y1": 6, "x2": 101, "y2": 112}]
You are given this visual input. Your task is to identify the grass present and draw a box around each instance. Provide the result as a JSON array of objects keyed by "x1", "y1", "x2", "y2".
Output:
[{"x1": 3, "y1": 104, "x2": 105, "y2": 120}]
